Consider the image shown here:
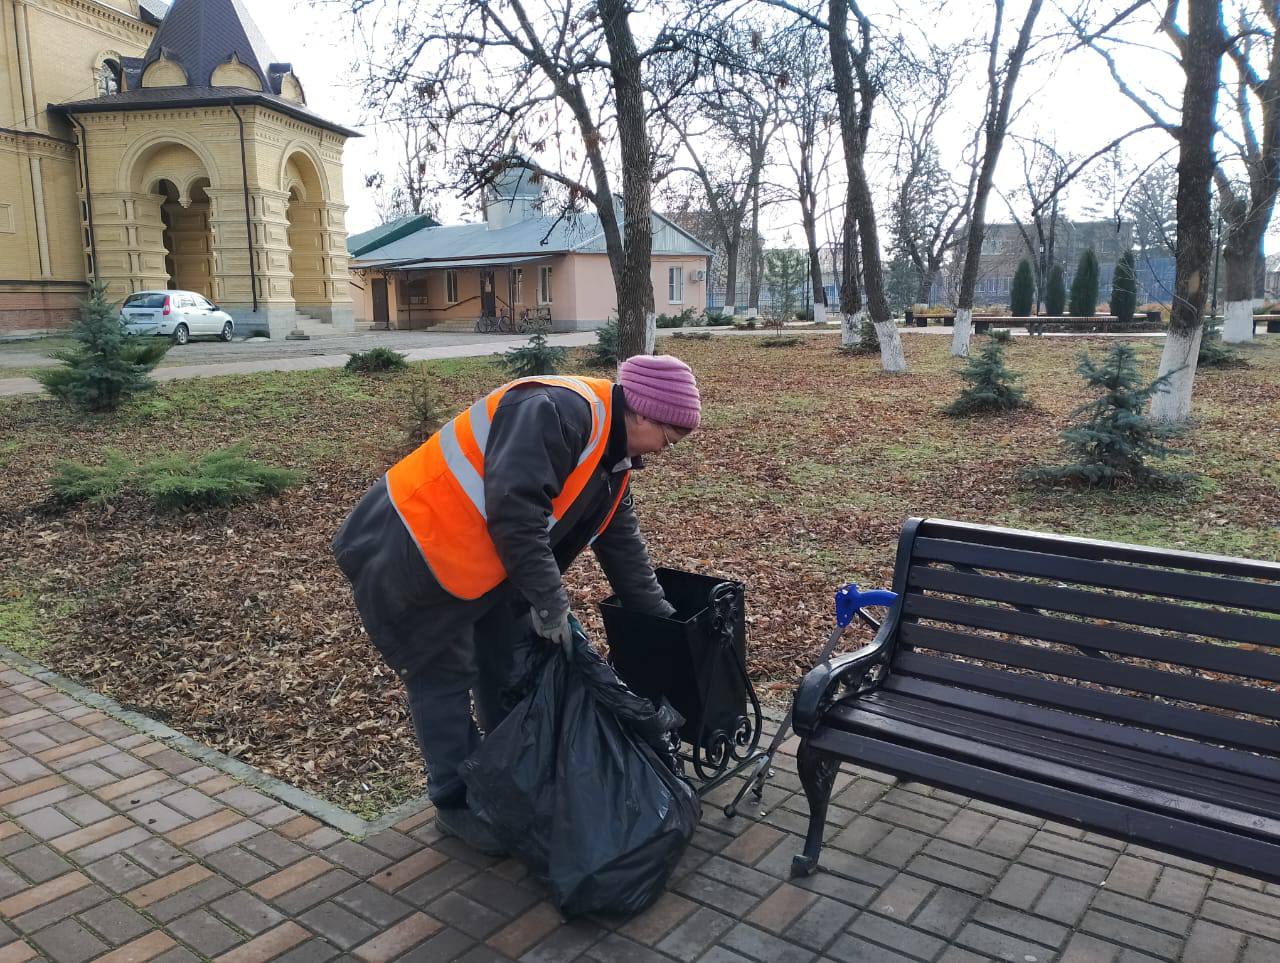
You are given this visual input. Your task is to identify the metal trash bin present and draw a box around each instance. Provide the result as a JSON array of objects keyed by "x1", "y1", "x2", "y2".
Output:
[{"x1": 600, "y1": 569, "x2": 766, "y2": 811}]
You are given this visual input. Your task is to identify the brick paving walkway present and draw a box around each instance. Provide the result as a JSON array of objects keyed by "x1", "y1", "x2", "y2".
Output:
[{"x1": 2, "y1": 660, "x2": 1279, "y2": 962}]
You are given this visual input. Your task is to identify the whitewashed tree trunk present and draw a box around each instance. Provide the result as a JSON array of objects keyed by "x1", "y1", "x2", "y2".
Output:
[
  {"x1": 875, "y1": 320, "x2": 906, "y2": 373},
  {"x1": 747, "y1": 306, "x2": 759, "y2": 320},
  {"x1": 1149, "y1": 326, "x2": 1203, "y2": 424},
  {"x1": 723, "y1": 302, "x2": 736, "y2": 318},
  {"x1": 951, "y1": 307, "x2": 973, "y2": 357},
  {"x1": 644, "y1": 310, "x2": 656, "y2": 354},
  {"x1": 840, "y1": 310, "x2": 859, "y2": 347},
  {"x1": 813, "y1": 301, "x2": 827, "y2": 325},
  {"x1": 1222, "y1": 301, "x2": 1254, "y2": 343}
]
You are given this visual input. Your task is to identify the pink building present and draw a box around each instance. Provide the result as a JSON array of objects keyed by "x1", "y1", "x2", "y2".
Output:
[{"x1": 348, "y1": 169, "x2": 712, "y2": 332}]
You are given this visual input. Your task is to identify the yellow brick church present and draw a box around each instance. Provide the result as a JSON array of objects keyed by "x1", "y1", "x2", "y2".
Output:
[{"x1": 1, "y1": 0, "x2": 354, "y2": 337}]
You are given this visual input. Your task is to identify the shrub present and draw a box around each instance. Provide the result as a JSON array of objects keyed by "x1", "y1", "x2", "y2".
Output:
[
  {"x1": 406, "y1": 375, "x2": 448, "y2": 447},
  {"x1": 1044, "y1": 265, "x2": 1067, "y2": 316},
  {"x1": 795, "y1": 307, "x2": 814, "y2": 322},
  {"x1": 704, "y1": 312, "x2": 734, "y2": 327},
  {"x1": 37, "y1": 283, "x2": 168, "y2": 412},
  {"x1": 655, "y1": 313, "x2": 685, "y2": 329},
  {"x1": 1027, "y1": 344, "x2": 1187, "y2": 488},
  {"x1": 760, "y1": 336, "x2": 802, "y2": 348},
  {"x1": 1111, "y1": 251, "x2": 1138, "y2": 323},
  {"x1": 672, "y1": 331, "x2": 712, "y2": 341},
  {"x1": 1198, "y1": 317, "x2": 1248, "y2": 369},
  {"x1": 588, "y1": 319, "x2": 620, "y2": 365},
  {"x1": 52, "y1": 444, "x2": 300, "y2": 511},
  {"x1": 143, "y1": 446, "x2": 300, "y2": 511},
  {"x1": 945, "y1": 336, "x2": 1027, "y2": 416},
  {"x1": 345, "y1": 347, "x2": 408, "y2": 373},
  {"x1": 504, "y1": 324, "x2": 566, "y2": 377},
  {"x1": 1069, "y1": 248, "x2": 1100, "y2": 317},
  {"x1": 1010, "y1": 260, "x2": 1034, "y2": 317},
  {"x1": 989, "y1": 328, "x2": 1013, "y2": 344}
]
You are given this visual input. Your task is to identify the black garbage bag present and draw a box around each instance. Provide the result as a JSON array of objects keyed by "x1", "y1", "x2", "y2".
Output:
[{"x1": 460, "y1": 619, "x2": 701, "y2": 917}]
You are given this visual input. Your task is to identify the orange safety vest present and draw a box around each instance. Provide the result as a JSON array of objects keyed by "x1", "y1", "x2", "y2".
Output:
[{"x1": 386, "y1": 375, "x2": 631, "y2": 600}]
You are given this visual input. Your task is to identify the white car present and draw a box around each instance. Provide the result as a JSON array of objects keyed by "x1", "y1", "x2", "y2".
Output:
[{"x1": 121, "y1": 290, "x2": 235, "y2": 345}]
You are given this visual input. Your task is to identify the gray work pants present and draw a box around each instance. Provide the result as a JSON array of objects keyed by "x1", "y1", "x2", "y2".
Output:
[{"x1": 402, "y1": 597, "x2": 538, "y2": 808}]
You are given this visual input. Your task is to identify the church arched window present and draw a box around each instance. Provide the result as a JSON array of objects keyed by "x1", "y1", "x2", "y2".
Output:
[{"x1": 97, "y1": 59, "x2": 122, "y2": 96}]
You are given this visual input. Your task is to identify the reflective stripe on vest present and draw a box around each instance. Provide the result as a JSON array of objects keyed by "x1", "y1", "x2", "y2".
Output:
[{"x1": 386, "y1": 375, "x2": 621, "y2": 600}]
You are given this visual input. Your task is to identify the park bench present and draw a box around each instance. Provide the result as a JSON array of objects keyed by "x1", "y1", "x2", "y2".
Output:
[
  {"x1": 1026, "y1": 314, "x2": 1164, "y2": 336},
  {"x1": 789, "y1": 518, "x2": 1280, "y2": 883}
]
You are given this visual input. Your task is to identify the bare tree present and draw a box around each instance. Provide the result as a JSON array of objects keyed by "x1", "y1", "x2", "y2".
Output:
[
  {"x1": 887, "y1": 46, "x2": 968, "y2": 311},
  {"x1": 1216, "y1": 2, "x2": 1279, "y2": 342},
  {"x1": 346, "y1": 0, "x2": 698, "y2": 360},
  {"x1": 364, "y1": 96, "x2": 437, "y2": 222},
  {"x1": 951, "y1": 0, "x2": 1046, "y2": 357},
  {"x1": 1076, "y1": 0, "x2": 1228, "y2": 422},
  {"x1": 777, "y1": 23, "x2": 839, "y2": 324}
]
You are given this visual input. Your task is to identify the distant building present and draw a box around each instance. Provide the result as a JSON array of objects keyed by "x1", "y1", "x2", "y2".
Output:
[{"x1": 348, "y1": 166, "x2": 712, "y2": 331}]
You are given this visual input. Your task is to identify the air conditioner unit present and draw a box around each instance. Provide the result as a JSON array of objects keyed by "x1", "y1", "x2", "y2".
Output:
[{"x1": 689, "y1": 270, "x2": 706, "y2": 282}]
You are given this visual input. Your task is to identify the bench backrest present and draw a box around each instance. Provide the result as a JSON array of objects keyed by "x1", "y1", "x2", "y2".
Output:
[{"x1": 888, "y1": 518, "x2": 1280, "y2": 757}]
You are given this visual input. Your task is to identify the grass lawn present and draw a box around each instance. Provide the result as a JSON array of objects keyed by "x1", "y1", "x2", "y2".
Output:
[{"x1": 1, "y1": 334, "x2": 1277, "y2": 814}]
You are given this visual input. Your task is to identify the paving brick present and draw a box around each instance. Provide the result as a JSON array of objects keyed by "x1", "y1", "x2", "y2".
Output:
[
  {"x1": 11, "y1": 883, "x2": 110, "y2": 936},
  {"x1": 913, "y1": 886, "x2": 980, "y2": 939},
  {"x1": 1020, "y1": 846, "x2": 1111, "y2": 885},
  {"x1": 1243, "y1": 935, "x2": 1280, "y2": 963},
  {"x1": 350, "y1": 912, "x2": 443, "y2": 963},
  {"x1": 972, "y1": 901, "x2": 1070, "y2": 948},
  {"x1": 673, "y1": 871, "x2": 760, "y2": 917},
  {"x1": 207, "y1": 846, "x2": 274, "y2": 884},
  {"x1": 363, "y1": 830, "x2": 419, "y2": 860},
  {"x1": 722, "y1": 923, "x2": 822, "y2": 963},
  {"x1": 126, "y1": 802, "x2": 189, "y2": 834},
  {"x1": 904, "y1": 854, "x2": 995, "y2": 896},
  {"x1": 509, "y1": 919, "x2": 601, "y2": 963},
  {"x1": 162, "y1": 789, "x2": 222, "y2": 821},
  {"x1": 0, "y1": 942, "x2": 37, "y2": 962},
  {"x1": 214, "y1": 787, "x2": 276, "y2": 817},
  {"x1": 785, "y1": 893, "x2": 858, "y2": 952},
  {"x1": 211, "y1": 890, "x2": 286, "y2": 936},
  {"x1": 270, "y1": 937, "x2": 342, "y2": 963},
  {"x1": 1033, "y1": 875, "x2": 1097, "y2": 927},
  {"x1": 147, "y1": 876, "x2": 239, "y2": 924},
  {"x1": 95, "y1": 771, "x2": 167, "y2": 803},
  {"x1": 193, "y1": 775, "x2": 238, "y2": 796},
  {"x1": 300, "y1": 827, "x2": 345, "y2": 850},
  {"x1": 252, "y1": 855, "x2": 333, "y2": 901},
  {"x1": 1104, "y1": 854, "x2": 1162, "y2": 899},
  {"x1": 391, "y1": 808, "x2": 435, "y2": 835},
  {"x1": 125, "y1": 864, "x2": 214, "y2": 909},
  {"x1": 1206, "y1": 879, "x2": 1280, "y2": 918},
  {"x1": 617, "y1": 890, "x2": 697, "y2": 946},
  {"x1": 1199, "y1": 900, "x2": 1280, "y2": 941},
  {"x1": 84, "y1": 855, "x2": 153, "y2": 895},
  {"x1": 277, "y1": 815, "x2": 323, "y2": 840},
  {"x1": 145, "y1": 750, "x2": 199, "y2": 777},
  {"x1": 397, "y1": 860, "x2": 477, "y2": 906},
  {"x1": 1031, "y1": 829, "x2": 1121, "y2": 869},
  {"x1": 582, "y1": 933, "x2": 671, "y2": 963},
  {"x1": 844, "y1": 911, "x2": 947, "y2": 962},
  {"x1": 29, "y1": 918, "x2": 108, "y2": 963},
  {"x1": 333, "y1": 883, "x2": 414, "y2": 928},
  {"x1": 79, "y1": 899, "x2": 153, "y2": 944},
  {"x1": 7, "y1": 842, "x2": 72, "y2": 883},
  {"x1": 1080, "y1": 909, "x2": 1184, "y2": 959},
  {"x1": 16, "y1": 806, "x2": 79, "y2": 839},
  {"x1": 274, "y1": 868, "x2": 359, "y2": 915},
  {"x1": 743, "y1": 882, "x2": 813, "y2": 934},
  {"x1": 55, "y1": 795, "x2": 114, "y2": 827},
  {"x1": 37, "y1": 738, "x2": 104, "y2": 766},
  {"x1": 312, "y1": 840, "x2": 386, "y2": 877},
  {"x1": 1150, "y1": 866, "x2": 1209, "y2": 914},
  {"x1": 953, "y1": 921, "x2": 1058, "y2": 962},
  {"x1": 1092, "y1": 889, "x2": 1192, "y2": 936},
  {"x1": 1180, "y1": 920, "x2": 1247, "y2": 963},
  {"x1": 297, "y1": 901, "x2": 379, "y2": 950},
  {"x1": 69, "y1": 826, "x2": 153, "y2": 864},
  {"x1": 720, "y1": 823, "x2": 787, "y2": 867},
  {"x1": 122, "y1": 837, "x2": 190, "y2": 877},
  {"x1": 212, "y1": 921, "x2": 310, "y2": 962},
  {"x1": 242, "y1": 832, "x2": 309, "y2": 869},
  {"x1": 255, "y1": 805, "x2": 300, "y2": 829},
  {"x1": 164, "y1": 810, "x2": 237, "y2": 846},
  {"x1": 831, "y1": 922, "x2": 938, "y2": 962},
  {"x1": 51, "y1": 816, "x2": 134, "y2": 853},
  {"x1": 62, "y1": 765, "x2": 115, "y2": 791},
  {"x1": 485, "y1": 902, "x2": 562, "y2": 958},
  {"x1": 829, "y1": 817, "x2": 892, "y2": 856},
  {"x1": 655, "y1": 906, "x2": 734, "y2": 961},
  {"x1": 186, "y1": 821, "x2": 265, "y2": 859},
  {"x1": 370, "y1": 847, "x2": 448, "y2": 893},
  {"x1": 987, "y1": 863, "x2": 1051, "y2": 911},
  {"x1": 0, "y1": 774, "x2": 65, "y2": 807},
  {"x1": 923, "y1": 838, "x2": 1008, "y2": 879},
  {"x1": 976, "y1": 819, "x2": 1038, "y2": 860},
  {"x1": 0, "y1": 870, "x2": 90, "y2": 918},
  {"x1": 167, "y1": 909, "x2": 243, "y2": 957}
]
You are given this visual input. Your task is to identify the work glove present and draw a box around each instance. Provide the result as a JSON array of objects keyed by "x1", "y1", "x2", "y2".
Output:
[
  {"x1": 653, "y1": 599, "x2": 677, "y2": 619},
  {"x1": 531, "y1": 607, "x2": 573, "y2": 658}
]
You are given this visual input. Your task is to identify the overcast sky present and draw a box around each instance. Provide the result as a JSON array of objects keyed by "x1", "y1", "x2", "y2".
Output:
[{"x1": 243, "y1": 0, "x2": 1275, "y2": 256}]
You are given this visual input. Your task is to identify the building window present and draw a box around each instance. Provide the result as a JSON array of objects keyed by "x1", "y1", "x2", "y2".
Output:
[
  {"x1": 539, "y1": 266, "x2": 553, "y2": 304},
  {"x1": 668, "y1": 266, "x2": 684, "y2": 304},
  {"x1": 445, "y1": 269, "x2": 458, "y2": 304},
  {"x1": 513, "y1": 268, "x2": 524, "y2": 304},
  {"x1": 98, "y1": 60, "x2": 121, "y2": 97}
]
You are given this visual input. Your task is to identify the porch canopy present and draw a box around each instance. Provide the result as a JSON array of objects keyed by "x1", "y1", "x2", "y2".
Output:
[{"x1": 355, "y1": 254, "x2": 554, "y2": 272}]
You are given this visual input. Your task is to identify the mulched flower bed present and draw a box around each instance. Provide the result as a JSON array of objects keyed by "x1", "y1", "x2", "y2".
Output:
[{"x1": 2, "y1": 336, "x2": 1277, "y2": 814}]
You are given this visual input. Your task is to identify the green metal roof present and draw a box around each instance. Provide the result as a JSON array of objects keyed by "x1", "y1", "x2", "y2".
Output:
[{"x1": 347, "y1": 214, "x2": 440, "y2": 258}]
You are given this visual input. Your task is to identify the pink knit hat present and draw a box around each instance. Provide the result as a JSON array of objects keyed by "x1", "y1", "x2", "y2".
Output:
[{"x1": 618, "y1": 354, "x2": 701, "y2": 430}]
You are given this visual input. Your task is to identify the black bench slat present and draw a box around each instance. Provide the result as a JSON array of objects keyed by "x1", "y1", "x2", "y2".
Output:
[
  {"x1": 907, "y1": 565, "x2": 1280, "y2": 649},
  {"x1": 882, "y1": 674, "x2": 1280, "y2": 785},
  {"x1": 901, "y1": 622, "x2": 1280, "y2": 720},
  {"x1": 896, "y1": 650, "x2": 1280, "y2": 755},
  {"x1": 847, "y1": 692, "x2": 1280, "y2": 815},
  {"x1": 819, "y1": 709, "x2": 1280, "y2": 838},
  {"x1": 805, "y1": 726, "x2": 1280, "y2": 882},
  {"x1": 790, "y1": 518, "x2": 1280, "y2": 883},
  {"x1": 916, "y1": 519, "x2": 1280, "y2": 583},
  {"x1": 902, "y1": 593, "x2": 1280, "y2": 684},
  {"x1": 913, "y1": 537, "x2": 1280, "y2": 614}
]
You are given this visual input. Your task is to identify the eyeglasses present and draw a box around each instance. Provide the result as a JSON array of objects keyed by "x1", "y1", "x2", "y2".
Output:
[{"x1": 659, "y1": 422, "x2": 680, "y2": 448}]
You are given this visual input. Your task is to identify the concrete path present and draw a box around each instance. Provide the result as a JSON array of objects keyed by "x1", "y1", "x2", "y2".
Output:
[{"x1": 1, "y1": 655, "x2": 1277, "y2": 962}]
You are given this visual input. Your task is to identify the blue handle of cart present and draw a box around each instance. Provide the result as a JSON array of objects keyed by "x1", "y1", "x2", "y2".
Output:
[{"x1": 835, "y1": 584, "x2": 899, "y2": 627}]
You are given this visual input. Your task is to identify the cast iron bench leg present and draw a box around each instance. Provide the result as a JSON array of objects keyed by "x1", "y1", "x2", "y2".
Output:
[{"x1": 791, "y1": 741, "x2": 840, "y2": 877}]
